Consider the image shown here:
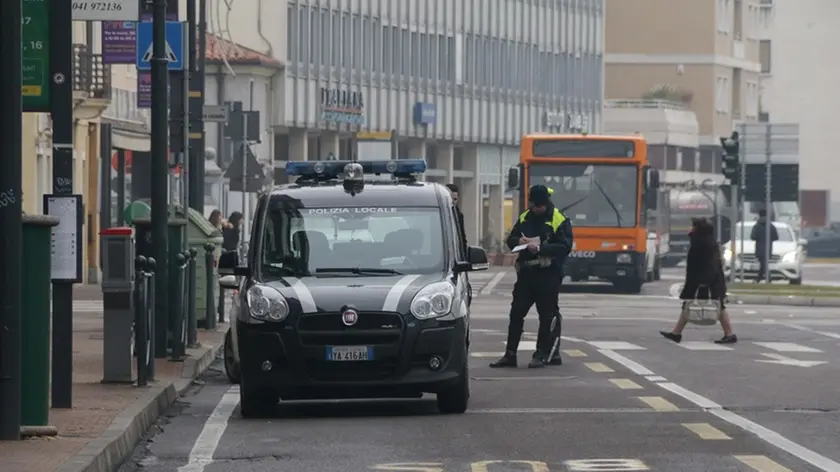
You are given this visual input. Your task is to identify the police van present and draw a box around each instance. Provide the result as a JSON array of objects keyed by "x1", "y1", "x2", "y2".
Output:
[{"x1": 218, "y1": 159, "x2": 489, "y2": 417}]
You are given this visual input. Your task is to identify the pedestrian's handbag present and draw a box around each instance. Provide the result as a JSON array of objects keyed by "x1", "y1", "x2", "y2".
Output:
[{"x1": 681, "y1": 289, "x2": 721, "y2": 326}]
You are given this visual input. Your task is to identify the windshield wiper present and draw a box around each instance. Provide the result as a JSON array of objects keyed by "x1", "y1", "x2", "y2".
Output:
[
  {"x1": 561, "y1": 194, "x2": 590, "y2": 213},
  {"x1": 592, "y1": 179, "x2": 623, "y2": 227},
  {"x1": 315, "y1": 267, "x2": 403, "y2": 276}
]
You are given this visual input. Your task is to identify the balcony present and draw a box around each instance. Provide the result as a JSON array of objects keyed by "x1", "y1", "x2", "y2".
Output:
[
  {"x1": 73, "y1": 44, "x2": 111, "y2": 111},
  {"x1": 102, "y1": 88, "x2": 151, "y2": 133}
]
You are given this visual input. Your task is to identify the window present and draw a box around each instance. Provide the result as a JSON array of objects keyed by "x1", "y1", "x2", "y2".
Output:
[
  {"x1": 342, "y1": 13, "x2": 351, "y2": 68},
  {"x1": 260, "y1": 202, "x2": 446, "y2": 277},
  {"x1": 529, "y1": 163, "x2": 639, "y2": 228},
  {"x1": 410, "y1": 31, "x2": 419, "y2": 77},
  {"x1": 298, "y1": 8, "x2": 308, "y2": 63},
  {"x1": 745, "y1": 81, "x2": 758, "y2": 118},
  {"x1": 715, "y1": 75, "x2": 729, "y2": 113},
  {"x1": 331, "y1": 11, "x2": 340, "y2": 66},
  {"x1": 372, "y1": 18, "x2": 380, "y2": 72},
  {"x1": 287, "y1": 5, "x2": 297, "y2": 62},
  {"x1": 362, "y1": 17, "x2": 371, "y2": 71},
  {"x1": 310, "y1": 8, "x2": 320, "y2": 63},
  {"x1": 320, "y1": 10, "x2": 329, "y2": 65},
  {"x1": 759, "y1": 39, "x2": 771, "y2": 73},
  {"x1": 717, "y1": 0, "x2": 731, "y2": 33}
]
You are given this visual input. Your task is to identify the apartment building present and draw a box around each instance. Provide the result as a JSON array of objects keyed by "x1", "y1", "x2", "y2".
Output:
[
  {"x1": 761, "y1": 0, "x2": 840, "y2": 221},
  {"x1": 604, "y1": 0, "x2": 764, "y2": 175}
]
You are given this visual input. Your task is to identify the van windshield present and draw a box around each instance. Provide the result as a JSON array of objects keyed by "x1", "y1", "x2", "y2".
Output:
[{"x1": 260, "y1": 201, "x2": 445, "y2": 277}]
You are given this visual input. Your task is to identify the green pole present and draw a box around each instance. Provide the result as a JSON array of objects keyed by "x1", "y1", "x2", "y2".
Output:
[{"x1": 20, "y1": 215, "x2": 59, "y2": 426}]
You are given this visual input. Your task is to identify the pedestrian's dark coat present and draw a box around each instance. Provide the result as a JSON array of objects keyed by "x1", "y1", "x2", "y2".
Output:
[{"x1": 680, "y1": 218, "x2": 727, "y2": 301}]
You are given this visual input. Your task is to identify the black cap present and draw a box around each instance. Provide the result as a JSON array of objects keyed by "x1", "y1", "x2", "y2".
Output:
[{"x1": 529, "y1": 185, "x2": 550, "y2": 206}]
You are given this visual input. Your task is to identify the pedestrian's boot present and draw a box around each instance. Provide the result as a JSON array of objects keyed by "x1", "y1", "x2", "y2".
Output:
[
  {"x1": 489, "y1": 350, "x2": 517, "y2": 368},
  {"x1": 528, "y1": 351, "x2": 548, "y2": 368}
]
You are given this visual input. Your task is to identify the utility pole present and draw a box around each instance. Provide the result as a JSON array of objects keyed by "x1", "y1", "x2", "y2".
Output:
[
  {"x1": 151, "y1": 0, "x2": 170, "y2": 356},
  {"x1": 0, "y1": 0, "x2": 24, "y2": 440},
  {"x1": 720, "y1": 132, "x2": 740, "y2": 283},
  {"x1": 49, "y1": 0, "x2": 77, "y2": 410},
  {"x1": 187, "y1": 0, "x2": 207, "y2": 213}
]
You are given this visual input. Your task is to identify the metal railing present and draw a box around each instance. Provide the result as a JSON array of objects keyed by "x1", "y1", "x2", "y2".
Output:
[
  {"x1": 73, "y1": 44, "x2": 111, "y2": 100},
  {"x1": 605, "y1": 99, "x2": 691, "y2": 111}
]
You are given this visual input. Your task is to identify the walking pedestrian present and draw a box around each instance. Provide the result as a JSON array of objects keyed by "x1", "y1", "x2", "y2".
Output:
[
  {"x1": 490, "y1": 185, "x2": 573, "y2": 368},
  {"x1": 661, "y1": 217, "x2": 737, "y2": 344}
]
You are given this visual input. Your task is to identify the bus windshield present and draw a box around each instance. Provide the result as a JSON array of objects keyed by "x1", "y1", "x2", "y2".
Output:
[{"x1": 529, "y1": 163, "x2": 638, "y2": 228}]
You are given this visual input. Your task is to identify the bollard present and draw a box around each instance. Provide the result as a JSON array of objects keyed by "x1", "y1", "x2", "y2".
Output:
[
  {"x1": 100, "y1": 227, "x2": 136, "y2": 385},
  {"x1": 20, "y1": 215, "x2": 59, "y2": 427},
  {"x1": 187, "y1": 248, "x2": 198, "y2": 347},
  {"x1": 146, "y1": 257, "x2": 157, "y2": 381},
  {"x1": 134, "y1": 256, "x2": 150, "y2": 387},
  {"x1": 205, "y1": 243, "x2": 218, "y2": 328},
  {"x1": 169, "y1": 252, "x2": 188, "y2": 361}
]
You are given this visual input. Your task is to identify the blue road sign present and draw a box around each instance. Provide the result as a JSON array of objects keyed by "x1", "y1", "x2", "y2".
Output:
[{"x1": 136, "y1": 21, "x2": 185, "y2": 71}]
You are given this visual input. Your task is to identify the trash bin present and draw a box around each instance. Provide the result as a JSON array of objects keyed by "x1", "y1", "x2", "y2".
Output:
[
  {"x1": 183, "y1": 208, "x2": 223, "y2": 323},
  {"x1": 123, "y1": 200, "x2": 151, "y2": 225},
  {"x1": 20, "y1": 215, "x2": 59, "y2": 426}
]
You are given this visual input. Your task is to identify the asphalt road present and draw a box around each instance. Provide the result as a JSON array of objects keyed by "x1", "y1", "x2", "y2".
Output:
[{"x1": 119, "y1": 273, "x2": 840, "y2": 472}]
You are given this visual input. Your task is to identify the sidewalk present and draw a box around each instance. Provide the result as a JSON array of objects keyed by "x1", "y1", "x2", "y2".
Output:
[{"x1": 0, "y1": 302, "x2": 227, "y2": 472}]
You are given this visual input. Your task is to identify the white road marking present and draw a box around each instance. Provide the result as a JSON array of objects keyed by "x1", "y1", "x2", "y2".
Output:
[
  {"x1": 561, "y1": 335, "x2": 585, "y2": 343},
  {"x1": 177, "y1": 386, "x2": 240, "y2": 472},
  {"x1": 588, "y1": 341, "x2": 645, "y2": 350},
  {"x1": 755, "y1": 353, "x2": 827, "y2": 368},
  {"x1": 678, "y1": 341, "x2": 734, "y2": 351},
  {"x1": 468, "y1": 408, "x2": 666, "y2": 414},
  {"x1": 479, "y1": 271, "x2": 507, "y2": 295},
  {"x1": 595, "y1": 349, "x2": 655, "y2": 376},
  {"x1": 603, "y1": 354, "x2": 840, "y2": 471},
  {"x1": 645, "y1": 376, "x2": 667, "y2": 382},
  {"x1": 753, "y1": 342, "x2": 822, "y2": 353},
  {"x1": 781, "y1": 323, "x2": 840, "y2": 340}
]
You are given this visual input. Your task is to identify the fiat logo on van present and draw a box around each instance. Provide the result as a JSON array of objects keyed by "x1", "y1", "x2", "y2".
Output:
[{"x1": 341, "y1": 309, "x2": 359, "y2": 326}]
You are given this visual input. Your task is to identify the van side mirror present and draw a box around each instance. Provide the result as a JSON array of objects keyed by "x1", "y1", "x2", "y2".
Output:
[
  {"x1": 455, "y1": 245, "x2": 490, "y2": 272},
  {"x1": 507, "y1": 167, "x2": 520, "y2": 190}
]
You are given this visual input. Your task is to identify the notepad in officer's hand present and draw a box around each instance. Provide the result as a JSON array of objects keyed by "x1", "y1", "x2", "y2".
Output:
[{"x1": 512, "y1": 244, "x2": 529, "y2": 252}]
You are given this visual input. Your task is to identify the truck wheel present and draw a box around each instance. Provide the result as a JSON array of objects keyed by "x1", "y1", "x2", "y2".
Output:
[
  {"x1": 653, "y1": 259, "x2": 662, "y2": 281},
  {"x1": 239, "y1": 376, "x2": 277, "y2": 418},
  {"x1": 437, "y1": 364, "x2": 470, "y2": 414},
  {"x1": 224, "y1": 329, "x2": 240, "y2": 384}
]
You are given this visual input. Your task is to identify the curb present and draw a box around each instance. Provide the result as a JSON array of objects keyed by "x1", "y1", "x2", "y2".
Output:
[
  {"x1": 56, "y1": 342, "x2": 225, "y2": 472},
  {"x1": 729, "y1": 294, "x2": 840, "y2": 307}
]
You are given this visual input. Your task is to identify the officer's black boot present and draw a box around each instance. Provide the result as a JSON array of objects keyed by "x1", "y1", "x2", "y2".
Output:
[
  {"x1": 489, "y1": 350, "x2": 517, "y2": 368},
  {"x1": 528, "y1": 351, "x2": 548, "y2": 368},
  {"x1": 549, "y1": 350, "x2": 563, "y2": 365}
]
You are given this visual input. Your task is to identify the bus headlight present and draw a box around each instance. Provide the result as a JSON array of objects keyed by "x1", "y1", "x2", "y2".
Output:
[{"x1": 616, "y1": 253, "x2": 632, "y2": 264}]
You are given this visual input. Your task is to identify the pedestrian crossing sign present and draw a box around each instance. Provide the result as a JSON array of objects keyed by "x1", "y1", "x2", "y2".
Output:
[{"x1": 135, "y1": 21, "x2": 185, "y2": 71}]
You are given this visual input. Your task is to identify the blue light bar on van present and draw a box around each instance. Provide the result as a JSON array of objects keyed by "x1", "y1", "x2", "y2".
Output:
[{"x1": 285, "y1": 159, "x2": 426, "y2": 178}]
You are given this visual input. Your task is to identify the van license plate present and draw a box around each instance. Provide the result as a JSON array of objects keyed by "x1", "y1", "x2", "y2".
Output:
[{"x1": 326, "y1": 346, "x2": 373, "y2": 361}]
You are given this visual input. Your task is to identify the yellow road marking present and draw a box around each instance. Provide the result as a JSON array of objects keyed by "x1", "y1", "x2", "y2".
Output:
[
  {"x1": 637, "y1": 396, "x2": 680, "y2": 411},
  {"x1": 562, "y1": 349, "x2": 587, "y2": 357},
  {"x1": 584, "y1": 362, "x2": 614, "y2": 373},
  {"x1": 734, "y1": 455, "x2": 793, "y2": 471},
  {"x1": 682, "y1": 423, "x2": 731, "y2": 440},
  {"x1": 609, "y1": 378, "x2": 643, "y2": 389}
]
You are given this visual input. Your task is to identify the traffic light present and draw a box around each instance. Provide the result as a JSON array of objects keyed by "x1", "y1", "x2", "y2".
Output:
[{"x1": 720, "y1": 131, "x2": 740, "y2": 184}]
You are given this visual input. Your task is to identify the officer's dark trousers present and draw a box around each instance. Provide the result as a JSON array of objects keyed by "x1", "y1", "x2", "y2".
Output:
[{"x1": 505, "y1": 269, "x2": 561, "y2": 354}]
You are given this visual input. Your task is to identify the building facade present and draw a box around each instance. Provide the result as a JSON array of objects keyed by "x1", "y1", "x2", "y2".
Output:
[
  {"x1": 604, "y1": 0, "x2": 763, "y2": 176},
  {"x1": 762, "y1": 0, "x2": 840, "y2": 221},
  {"x1": 220, "y1": 0, "x2": 606, "y2": 243}
]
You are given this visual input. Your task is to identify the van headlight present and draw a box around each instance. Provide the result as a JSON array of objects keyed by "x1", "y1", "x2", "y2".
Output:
[
  {"x1": 782, "y1": 252, "x2": 797, "y2": 263},
  {"x1": 410, "y1": 282, "x2": 455, "y2": 319},
  {"x1": 246, "y1": 284, "x2": 289, "y2": 321}
]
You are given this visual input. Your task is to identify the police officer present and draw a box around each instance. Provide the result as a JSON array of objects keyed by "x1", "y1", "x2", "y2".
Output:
[{"x1": 490, "y1": 185, "x2": 574, "y2": 368}]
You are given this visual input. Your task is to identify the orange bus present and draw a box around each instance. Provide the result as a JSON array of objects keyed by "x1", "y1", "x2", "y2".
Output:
[{"x1": 507, "y1": 133, "x2": 662, "y2": 293}]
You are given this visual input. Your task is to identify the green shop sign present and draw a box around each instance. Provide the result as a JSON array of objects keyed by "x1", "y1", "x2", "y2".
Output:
[{"x1": 22, "y1": 0, "x2": 50, "y2": 112}]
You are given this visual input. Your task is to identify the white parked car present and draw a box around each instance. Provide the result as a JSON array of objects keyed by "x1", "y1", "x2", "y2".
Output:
[{"x1": 722, "y1": 221, "x2": 806, "y2": 284}]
